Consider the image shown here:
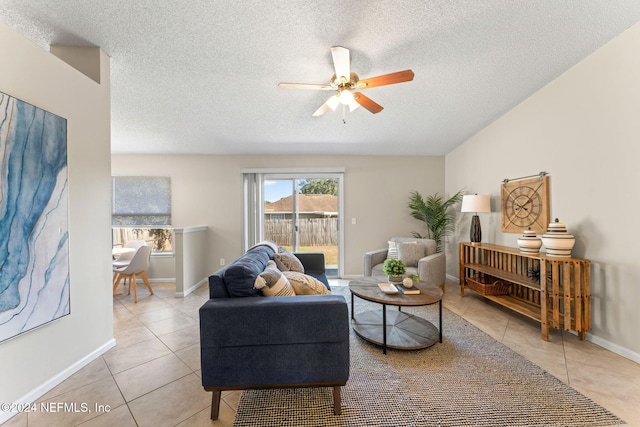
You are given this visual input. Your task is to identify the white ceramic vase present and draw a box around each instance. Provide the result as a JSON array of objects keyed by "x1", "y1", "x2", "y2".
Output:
[
  {"x1": 517, "y1": 228, "x2": 542, "y2": 254},
  {"x1": 541, "y1": 218, "x2": 575, "y2": 257}
]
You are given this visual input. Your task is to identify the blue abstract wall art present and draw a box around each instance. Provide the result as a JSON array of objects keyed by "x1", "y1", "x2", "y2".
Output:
[{"x1": 0, "y1": 91, "x2": 69, "y2": 343}]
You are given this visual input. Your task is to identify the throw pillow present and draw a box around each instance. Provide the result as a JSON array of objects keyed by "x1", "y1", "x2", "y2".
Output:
[
  {"x1": 254, "y1": 261, "x2": 296, "y2": 296},
  {"x1": 387, "y1": 241, "x2": 398, "y2": 259},
  {"x1": 397, "y1": 241, "x2": 426, "y2": 267},
  {"x1": 283, "y1": 271, "x2": 331, "y2": 295},
  {"x1": 274, "y1": 248, "x2": 305, "y2": 273}
]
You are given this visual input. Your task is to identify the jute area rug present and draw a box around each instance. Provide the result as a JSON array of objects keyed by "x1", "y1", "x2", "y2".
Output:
[{"x1": 233, "y1": 286, "x2": 624, "y2": 426}]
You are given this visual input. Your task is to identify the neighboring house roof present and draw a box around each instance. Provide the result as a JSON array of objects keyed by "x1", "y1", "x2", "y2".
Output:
[{"x1": 265, "y1": 194, "x2": 337, "y2": 215}]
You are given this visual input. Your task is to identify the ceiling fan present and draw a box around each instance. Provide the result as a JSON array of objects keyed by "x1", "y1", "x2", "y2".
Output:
[{"x1": 279, "y1": 46, "x2": 414, "y2": 117}]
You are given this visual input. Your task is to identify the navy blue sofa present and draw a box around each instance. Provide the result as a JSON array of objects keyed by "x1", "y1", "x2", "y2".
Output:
[{"x1": 199, "y1": 245, "x2": 350, "y2": 419}]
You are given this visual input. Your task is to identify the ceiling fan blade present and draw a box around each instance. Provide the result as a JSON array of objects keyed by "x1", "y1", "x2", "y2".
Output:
[
  {"x1": 331, "y1": 46, "x2": 350, "y2": 83},
  {"x1": 357, "y1": 69, "x2": 414, "y2": 89},
  {"x1": 312, "y1": 95, "x2": 339, "y2": 116},
  {"x1": 279, "y1": 83, "x2": 333, "y2": 90},
  {"x1": 353, "y1": 92, "x2": 384, "y2": 114}
]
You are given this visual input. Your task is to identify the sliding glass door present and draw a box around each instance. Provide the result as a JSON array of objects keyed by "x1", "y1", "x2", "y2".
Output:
[{"x1": 243, "y1": 171, "x2": 343, "y2": 277}]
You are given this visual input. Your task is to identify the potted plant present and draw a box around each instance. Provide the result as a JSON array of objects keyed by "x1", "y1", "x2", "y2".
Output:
[
  {"x1": 407, "y1": 190, "x2": 463, "y2": 253},
  {"x1": 383, "y1": 258, "x2": 406, "y2": 283}
]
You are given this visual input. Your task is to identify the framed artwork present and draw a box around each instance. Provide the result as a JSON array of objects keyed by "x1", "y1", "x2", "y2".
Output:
[
  {"x1": 501, "y1": 174, "x2": 550, "y2": 234},
  {"x1": 0, "y1": 91, "x2": 69, "y2": 343}
]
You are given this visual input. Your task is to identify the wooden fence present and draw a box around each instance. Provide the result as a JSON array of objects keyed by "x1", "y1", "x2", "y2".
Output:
[{"x1": 265, "y1": 218, "x2": 338, "y2": 246}]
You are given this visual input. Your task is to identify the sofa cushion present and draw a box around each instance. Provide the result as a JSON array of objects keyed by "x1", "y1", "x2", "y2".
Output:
[
  {"x1": 248, "y1": 240, "x2": 279, "y2": 253},
  {"x1": 397, "y1": 241, "x2": 426, "y2": 267},
  {"x1": 274, "y1": 248, "x2": 304, "y2": 272},
  {"x1": 221, "y1": 245, "x2": 274, "y2": 297},
  {"x1": 255, "y1": 261, "x2": 296, "y2": 296},
  {"x1": 283, "y1": 271, "x2": 331, "y2": 295},
  {"x1": 387, "y1": 240, "x2": 399, "y2": 259}
]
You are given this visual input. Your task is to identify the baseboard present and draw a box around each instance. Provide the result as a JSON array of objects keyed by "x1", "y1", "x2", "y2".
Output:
[
  {"x1": 340, "y1": 274, "x2": 362, "y2": 280},
  {"x1": 175, "y1": 278, "x2": 207, "y2": 298},
  {"x1": 583, "y1": 332, "x2": 640, "y2": 364},
  {"x1": 0, "y1": 338, "x2": 116, "y2": 424},
  {"x1": 448, "y1": 273, "x2": 640, "y2": 364},
  {"x1": 148, "y1": 277, "x2": 175, "y2": 283}
]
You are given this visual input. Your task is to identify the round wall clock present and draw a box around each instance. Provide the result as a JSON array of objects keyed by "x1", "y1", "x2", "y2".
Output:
[{"x1": 501, "y1": 174, "x2": 550, "y2": 234}]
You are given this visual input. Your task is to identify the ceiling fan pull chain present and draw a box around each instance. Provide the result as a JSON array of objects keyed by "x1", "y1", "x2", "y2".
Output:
[{"x1": 342, "y1": 104, "x2": 346, "y2": 124}]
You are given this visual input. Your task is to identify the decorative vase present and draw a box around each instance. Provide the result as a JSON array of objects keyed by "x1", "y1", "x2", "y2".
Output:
[
  {"x1": 402, "y1": 277, "x2": 414, "y2": 288},
  {"x1": 388, "y1": 275, "x2": 403, "y2": 284},
  {"x1": 540, "y1": 218, "x2": 575, "y2": 257},
  {"x1": 517, "y1": 228, "x2": 542, "y2": 254}
]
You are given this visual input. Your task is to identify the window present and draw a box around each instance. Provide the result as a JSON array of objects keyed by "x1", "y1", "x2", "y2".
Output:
[{"x1": 112, "y1": 176, "x2": 173, "y2": 252}]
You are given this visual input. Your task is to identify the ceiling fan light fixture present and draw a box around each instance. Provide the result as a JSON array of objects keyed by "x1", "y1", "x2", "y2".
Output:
[
  {"x1": 327, "y1": 95, "x2": 340, "y2": 111},
  {"x1": 280, "y1": 47, "x2": 414, "y2": 117},
  {"x1": 338, "y1": 89, "x2": 354, "y2": 105}
]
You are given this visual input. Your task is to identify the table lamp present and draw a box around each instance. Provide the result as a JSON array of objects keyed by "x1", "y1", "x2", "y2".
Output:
[{"x1": 461, "y1": 194, "x2": 491, "y2": 243}]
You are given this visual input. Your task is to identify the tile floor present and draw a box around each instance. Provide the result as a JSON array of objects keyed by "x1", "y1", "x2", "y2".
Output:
[{"x1": 3, "y1": 279, "x2": 640, "y2": 426}]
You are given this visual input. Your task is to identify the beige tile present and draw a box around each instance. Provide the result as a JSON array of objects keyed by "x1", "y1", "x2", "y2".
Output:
[
  {"x1": 164, "y1": 293, "x2": 207, "y2": 307},
  {"x1": 442, "y1": 288, "x2": 474, "y2": 317},
  {"x1": 135, "y1": 305, "x2": 184, "y2": 325},
  {"x1": 150, "y1": 283, "x2": 178, "y2": 298},
  {"x1": 175, "y1": 402, "x2": 236, "y2": 426},
  {"x1": 193, "y1": 285, "x2": 211, "y2": 299},
  {"x1": 146, "y1": 313, "x2": 198, "y2": 336},
  {"x1": 128, "y1": 374, "x2": 211, "y2": 426},
  {"x1": 567, "y1": 360, "x2": 640, "y2": 424},
  {"x1": 76, "y1": 404, "x2": 136, "y2": 427},
  {"x1": 112, "y1": 312, "x2": 145, "y2": 333},
  {"x1": 112, "y1": 324, "x2": 157, "y2": 351},
  {"x1": 0, "y1": 412, "x2": 27, "y2": 427},
  {"x1": 176, "y1": 300, "x2": 208, "y2": 319},
  {"x1": 158, "y1": 324, "x2": 201, "y2": 352},
  {"x1": 221, "y1": 390, "x2": 241, "y2": 409},
  {"x1": 457, "y1": 298, "x2": 511, "y2": 341},
  {"x1": 114, "y1": 353, "x2": 192, "y2": 402},
  {"x1": 41, "y1": 357, "x2": 113, "y2": 401},
  {"x1": 29, "y1": 377, "x2": 125, "y2": 427},
  {"x1": 175, "y1": 343, "x2": 201, "y2": 371},
  {"x1": 118, "y1": 295, "x2": 173, "y2": 315},
  {"x1": 502, "y1": 317, "x2": 568, "y2": 382},
  {"x1": 103, "y1": 337, "x2": 171, "y2": 374}
]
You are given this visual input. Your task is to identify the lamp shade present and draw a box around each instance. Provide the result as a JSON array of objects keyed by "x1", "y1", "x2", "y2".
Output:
[{"x1": 461, "y1": 194, "x2": 491, "y2": 213}]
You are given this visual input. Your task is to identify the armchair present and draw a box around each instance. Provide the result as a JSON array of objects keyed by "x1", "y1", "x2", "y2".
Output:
[{"x1": 364, "y1": 237, "x2": 446, "y2": 290}]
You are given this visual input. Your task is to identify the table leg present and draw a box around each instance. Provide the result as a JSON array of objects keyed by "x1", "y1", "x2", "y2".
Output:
[
  {"x1": 382, "y1": 304, "x2": 387, "y2": 354},
  {"x1": 439, "y1": 300, "x2": 443, "y2": 343},
  {"x1": 351, "y1": 293, "x2": 354, "y2": 320}
]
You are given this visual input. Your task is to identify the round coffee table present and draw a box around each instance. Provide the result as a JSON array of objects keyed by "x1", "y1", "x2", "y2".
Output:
[{"x1": 349, "y1": 277, "x2": 443, "y2": 354}]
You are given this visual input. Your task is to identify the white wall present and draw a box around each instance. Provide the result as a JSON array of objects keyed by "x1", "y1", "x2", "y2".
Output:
[
  {"x1": 174, "y1": 226, "x2": 209, "y2": 296},
  {"x1": 445, "y1": 22, "x2": 640, "y2": 360},
  {"x1": 111, "y1": 154, "x2": 445, "y2": 277},
  {"x1": 0, "y1": 23, "x2": 113, "y2": 413}
]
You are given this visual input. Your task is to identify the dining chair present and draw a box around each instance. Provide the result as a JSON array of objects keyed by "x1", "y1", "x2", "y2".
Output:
[
  {"x1": 112, "y1": 245, "x2": 153, "y2": 303},
  {"x1": 112, "y1": 239, "x2": 146, "y2": 285}
]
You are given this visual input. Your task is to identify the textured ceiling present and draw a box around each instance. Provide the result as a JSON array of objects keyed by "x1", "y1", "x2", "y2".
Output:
[{"x1": 1, "y1": 1, "x2": 640, "y2": 156}]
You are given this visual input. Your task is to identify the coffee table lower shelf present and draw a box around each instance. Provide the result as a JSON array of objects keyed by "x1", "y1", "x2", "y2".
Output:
[{"x1": 352, "y1": 309, "x2": 440, "y2": 351}]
